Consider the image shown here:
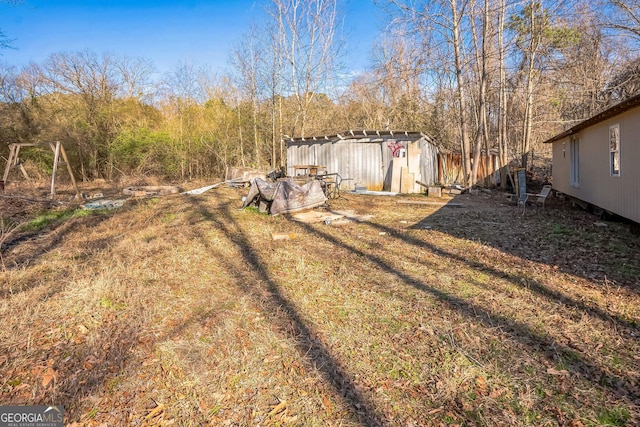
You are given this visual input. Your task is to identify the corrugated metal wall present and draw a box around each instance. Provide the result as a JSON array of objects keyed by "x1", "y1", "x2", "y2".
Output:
[
  {"x1": 286, "y1": 136, "x2": 439, "y2": 192},
  {"x1": 420, "y1": 141, "x2": 439, "y2": 186}
]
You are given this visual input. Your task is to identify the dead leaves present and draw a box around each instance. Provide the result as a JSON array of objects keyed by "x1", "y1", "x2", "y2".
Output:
[
  {"x1": 262, "y1": 399, "x2": 299, "y2": 425},
  {"x1": 41, "y1": 366, "x2": 56, "y2": 387},
  {"x1": 321, "y1": 393, "x2": 333, "y2": 412},
  {"x1": 30, "y1": 359, "x2": 57, "y2": 388},
  {"x1": 475, "y1": 376, "x2": 487, "y2": 395},
  {"x1": 474, "y1": 375, "x2": 508, "y2": 400},
  {"x1": 83, "y1": 355, "x2": 101, "y2": 370}
]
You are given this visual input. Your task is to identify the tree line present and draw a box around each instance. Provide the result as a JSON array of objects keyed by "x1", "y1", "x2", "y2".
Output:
[{"x1": 1, "y1": 0, "x2": 639, "y2": 186}]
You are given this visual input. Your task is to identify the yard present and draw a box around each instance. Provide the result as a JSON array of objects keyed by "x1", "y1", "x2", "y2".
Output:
[{"x1": 0, "y1": 182, "x2": 638, "y2": 426}]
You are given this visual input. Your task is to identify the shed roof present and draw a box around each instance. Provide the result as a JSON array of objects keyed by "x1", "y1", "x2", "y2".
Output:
[
  {"x1": 284, "y1": 130, "x2": 430, "y2": 145},
  {"x1": 543, "y1": 93, "x2": 640, "y2": 144}
]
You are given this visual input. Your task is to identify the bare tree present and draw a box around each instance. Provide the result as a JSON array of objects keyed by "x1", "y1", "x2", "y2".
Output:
[
  {"x1": 508, "y1": 1, "x2": 589, "y2": 169},
  {"x1": 230, "y1": 24, "x2": 265, "y2": 167},
  {"x1": 389, "y1": 0, "x2": 474, "y2": 184},
  {"x1": 607, "y1": 0, "x2": 640, "y2": 39},
  {"x1": 468, "y1": 0, "x2": 491, "y2": 185},
  {"x1": 113, "y1": 55, "x2": 155, "y2": 101},
  {"x1": 158, "y1": 62, "x2": 207, "y2": 180},
  {"x1": 266, "y1": 0, "x2": 344, "y2": 137},
  {"x1": 496, "y1": 0, "x2": 510, "y2": 186},
  {"x1": 337, "y1": 72, "x2": 388, "y2": 130},
  {"x1": 0, "y1": 0, "x2": 23, "y2": 50},
  {"x1": 36, "y1": 51, "x2": 121, "y2": 178},
  {"x1": 370, "y1": 33, "x2": 429, "y2": 130},
  {"x1": 0, "y1": 64, "x2": 35, "y2": 145},
  {"x1": 605, "y1": 57, "x2": 640, "y2": 101},
  {"x1": 547, "y1": 5, "x2": 614, "y2": 121}
]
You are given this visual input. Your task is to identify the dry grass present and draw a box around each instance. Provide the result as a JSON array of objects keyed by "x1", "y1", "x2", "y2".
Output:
[{"x1": 0, "y1": 181, "x2": 638, "y2": 426}]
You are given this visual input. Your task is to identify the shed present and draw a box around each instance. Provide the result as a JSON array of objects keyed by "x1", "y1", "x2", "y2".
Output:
[
  {"x1": 543, "y1": 93, "x2": 640, "y2": 223},
  {"x1": 285, "y1": 130, "x2": 438, "y2": 193}
]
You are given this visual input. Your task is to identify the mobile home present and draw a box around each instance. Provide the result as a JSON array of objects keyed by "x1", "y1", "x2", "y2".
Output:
[{"x1": 543, "y1": 94, "x2": 640, "y2": 223}]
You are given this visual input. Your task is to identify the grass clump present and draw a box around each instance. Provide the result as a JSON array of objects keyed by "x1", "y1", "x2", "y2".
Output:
[
  {"x1": 596, "y1": 406, "x2": 631, "y2": 426},
  {"x1": 21, "y1": 208, "x2": 93, "y2": 231}
]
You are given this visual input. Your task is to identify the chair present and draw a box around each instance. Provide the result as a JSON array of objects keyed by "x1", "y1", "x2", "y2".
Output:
[
  {"x1": 519, "y1": 185, "x2": 552, "y2": 213},
  {"x1": 318, "y1": 173, "x2": 342, "y2": 199}
]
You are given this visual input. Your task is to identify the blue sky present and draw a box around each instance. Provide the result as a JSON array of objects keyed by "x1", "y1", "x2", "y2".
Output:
[{"x1": 0, "y1": 0, "x2": 382, "y2": 77}]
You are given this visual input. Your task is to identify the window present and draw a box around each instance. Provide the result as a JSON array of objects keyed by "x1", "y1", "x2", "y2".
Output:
[
  {"x1": 570, "y1": 136, "x2": 579, "y2": 187},
  {"x1": 610, "y1": 124, "x2": 620, "y2": 176}
]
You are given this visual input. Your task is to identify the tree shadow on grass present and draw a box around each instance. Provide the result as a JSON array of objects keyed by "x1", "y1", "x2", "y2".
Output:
[
  {"x1": 0, "y1": 212, "x2": 143, "y2": 424},
  {"x1": 287, "y1": 210, "x2": 639, "y2": 407},
  {"x1": 0, "y1": 211, "x2": 115, "y2": 298},
  {"x1": 416, "y1": 193, "x2": 640, "y2": 294},
  {"x1": 186, "y1": 196, "x2": 389, "y2": 426},
  {"x1": 403, "y1": 211, "x2": 638, "y2": 333},
  {"x1": 52, "y1": 314, "x2": 140, "y2": 420},
  {"x1": 333, "y1": 193, "x2": 636, "y2": 333}
]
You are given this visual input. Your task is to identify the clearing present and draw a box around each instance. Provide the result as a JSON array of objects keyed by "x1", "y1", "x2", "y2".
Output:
[{"x1": 0, "y1": 182, "x2": 638, "y2": 426}]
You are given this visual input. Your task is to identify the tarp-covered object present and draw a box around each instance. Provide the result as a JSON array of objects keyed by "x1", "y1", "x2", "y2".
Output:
[{"x1": 242, "y1": 178, "x2": 327, "y2": 215}]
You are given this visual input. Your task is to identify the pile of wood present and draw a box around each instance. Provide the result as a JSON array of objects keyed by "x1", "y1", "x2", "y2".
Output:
[{"x1": 389, "y1": 141, "x2": 423, "y2": 194}]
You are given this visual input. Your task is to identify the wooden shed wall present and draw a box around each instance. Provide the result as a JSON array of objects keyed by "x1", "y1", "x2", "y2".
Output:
[
  {"x1": 438, "y1": 153, "x2": 498, "y2": 185},
  {"x1": 551, "y1": 107, "x2": 640, "y2": 223}
]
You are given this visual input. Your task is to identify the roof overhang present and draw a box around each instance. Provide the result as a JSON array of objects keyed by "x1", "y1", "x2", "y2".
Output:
[
  {"x1": 543, "y1": 93, "x2": 640, "y2": 144},
  {"x1": 284, "y1": 130, "x2": 429, "y2": 145}
]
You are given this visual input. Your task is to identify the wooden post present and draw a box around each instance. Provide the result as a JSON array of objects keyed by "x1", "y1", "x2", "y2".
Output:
[
  {"x1": 13, "y1": 145, "x2": 36, "y2": 191},
  {"x1": 400, "y1": 167, "x2": 414, "y2": 194},
  {"x1": 19, "y1": 163, "x2": 33, "y2": 184},
  {"x1": 50, "y1": 141, "x2": 61, "y2": 199},
  {"x1": 11, "y1": 144, "x2": 37, "y2": 193},
  {"x1": 59, "y1": 143, "x2": 80, "y2": 199},
  {"x1": 4, "y1": 141, "x2": 80, "y2": 199},
  {"x1": 2, "y1": 144, "x2": 17, "y2": 183}
]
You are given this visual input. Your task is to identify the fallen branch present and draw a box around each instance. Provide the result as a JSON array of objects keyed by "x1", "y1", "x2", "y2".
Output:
[
  {"x1": 267, "y1": 400, "x2": 287, "y2": 418},
  {"x1": 145, "y1": 403, "x2": 165, "y2": 420}
]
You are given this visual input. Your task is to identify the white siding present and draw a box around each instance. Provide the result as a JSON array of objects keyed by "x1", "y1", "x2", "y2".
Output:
[{"x1": 551, "y1": 107, "x2": 640, "y2": 223}]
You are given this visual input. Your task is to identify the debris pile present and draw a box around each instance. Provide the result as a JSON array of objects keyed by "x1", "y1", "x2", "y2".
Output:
[{"x1": 242, "y1": 178, "x2": 327, "y2": 215}]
